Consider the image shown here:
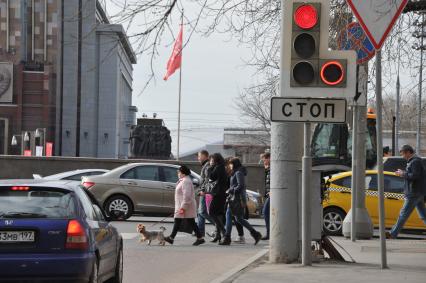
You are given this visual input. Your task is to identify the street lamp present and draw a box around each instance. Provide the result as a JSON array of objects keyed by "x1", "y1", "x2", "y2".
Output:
[
  {"x1": 11, "y1": 134, "x2": 23, "y2": 155},
  {"x1": 11, "y1": 135, "x2": 18, "y2": 146},
  {"x1": 23, "y1": 132, "x2": 30, "y2": 142},
  {"x1": 34, "y1": 128, "x2": 46, "y2": 156}
]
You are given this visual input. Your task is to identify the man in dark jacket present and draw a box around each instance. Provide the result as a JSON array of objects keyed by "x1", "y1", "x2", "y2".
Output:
[
  {"x1": 196, "y1": 150, "x2": 214, "y2": 236},
  {"x1": 387, "y1": 145, "x2": 426, "y2": 239},
  {"x1": 261, "y1": 152, "x2": 271, "y2": 240}
]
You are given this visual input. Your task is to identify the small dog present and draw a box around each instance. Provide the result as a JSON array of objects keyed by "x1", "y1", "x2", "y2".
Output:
[{"x1": 136, "y1": 224, "x2": 166, "y2": 246}]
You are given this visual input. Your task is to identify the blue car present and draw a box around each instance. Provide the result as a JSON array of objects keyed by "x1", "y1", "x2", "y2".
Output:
[{"x1": 0, "y1": 181, "x2": 123, "y2": 282}]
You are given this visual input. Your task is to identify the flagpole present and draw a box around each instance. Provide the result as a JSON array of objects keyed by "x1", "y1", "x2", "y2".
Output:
[{"x1": 177, "y1": 10, "x2": 183, "y2": 161}]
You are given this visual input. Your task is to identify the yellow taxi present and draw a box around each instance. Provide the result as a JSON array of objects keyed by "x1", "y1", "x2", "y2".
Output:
[{"x1": 323, "y1": 170, "x2": 426, "y2": 235}]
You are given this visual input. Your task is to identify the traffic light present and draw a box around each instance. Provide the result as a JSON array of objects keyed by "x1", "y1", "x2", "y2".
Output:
[{"x1": 291, "y1": 2, "x2": 347, "y2": 88}]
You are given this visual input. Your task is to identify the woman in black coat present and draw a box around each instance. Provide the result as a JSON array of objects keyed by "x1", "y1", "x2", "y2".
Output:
[{"x1": 206, "y1": 153, "x2": 228, "y2": 242}]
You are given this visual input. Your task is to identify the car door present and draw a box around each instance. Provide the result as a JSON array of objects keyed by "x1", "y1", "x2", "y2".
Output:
[
  {"x1": 119, "y1": 165, "x2": 164, "y2": 213},
  {"x1": 383, "y1": 175, "x2": 405, "y2": 227},
  {"x1": 74, "y1": 188, "x2": 116, "y2": 279},
  {"x1": 364, "y1": 174, "x2": 379, "y2": 225},
  {"x1": 159, "y1": 166, "x2": 179, "y2": 213}
]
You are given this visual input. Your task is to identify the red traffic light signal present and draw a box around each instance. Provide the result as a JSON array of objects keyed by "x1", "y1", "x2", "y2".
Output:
[
  {"x1": 319, "y1": 60, "x2": 346, "y2": 87},
  {"x1": 320, "y1": 61, "x2": 344, "y2": 86},
  {"x1": 294, "y1": 4, "x2": 319, "y2": 30}
]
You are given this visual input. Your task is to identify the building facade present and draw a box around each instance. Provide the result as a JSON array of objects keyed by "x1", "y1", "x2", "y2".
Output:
[{"x1": 0, "y1": 0, "x2": 136, "y2": 158}]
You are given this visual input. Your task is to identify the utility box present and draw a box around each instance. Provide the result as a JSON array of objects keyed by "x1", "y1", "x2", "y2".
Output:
[{"x1": 297, "y1": 169, "x2": 323, "y2": 241}]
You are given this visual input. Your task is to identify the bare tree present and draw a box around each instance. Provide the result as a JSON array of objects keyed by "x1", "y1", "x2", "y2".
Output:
[{"x1": 105, "y1": 0, "x2": 424, "y2": 130}]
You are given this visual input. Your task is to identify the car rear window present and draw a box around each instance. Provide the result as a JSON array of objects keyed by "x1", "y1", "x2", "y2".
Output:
[{"x1": 0, "y1": 187, "x2": 77, "y2": 219}]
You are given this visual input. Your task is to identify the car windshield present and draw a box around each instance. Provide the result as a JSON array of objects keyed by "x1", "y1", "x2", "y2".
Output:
[{"x1": 0, "y1": 187, "x2": 77, "y2": 219}]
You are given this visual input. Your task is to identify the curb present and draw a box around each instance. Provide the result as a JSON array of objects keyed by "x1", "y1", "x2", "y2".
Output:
[{"x1": 210, "y1": 248, "x2": 268, "y2": 283}]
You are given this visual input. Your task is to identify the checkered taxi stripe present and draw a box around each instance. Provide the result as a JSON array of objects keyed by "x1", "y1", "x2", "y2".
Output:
[{"x1": 327, "y1": 185, "x2": 405, "y2": 200}]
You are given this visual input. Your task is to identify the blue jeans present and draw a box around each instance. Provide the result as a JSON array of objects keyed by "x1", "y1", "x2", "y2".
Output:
[
  {"x1": 225, "y1": 206, "x2": 255, "y2": 237},
  {"x1": 389, "y1": 194, "x2": 426, "y2": 238},
  {"x1": 197, "y1": 195, "x2": 214, "y2": 236},
  {"x1": 262, "y1": 196, "x2": 270, "y2": 237}
]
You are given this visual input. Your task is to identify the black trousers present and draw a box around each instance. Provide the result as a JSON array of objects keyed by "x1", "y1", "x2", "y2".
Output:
[
  {"x1": 170, "y1": 218, "x2": 202, "y2": 239},
  {"x1": 210, "y1": 214, "x2": 226, "y2": 237}
]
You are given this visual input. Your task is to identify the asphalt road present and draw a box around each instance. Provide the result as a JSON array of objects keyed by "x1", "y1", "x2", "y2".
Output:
[
  {"x1": 112, "y1": 216, "x2": 426, "y2": 283},
  {"x1": 112, "y1": 217, "x2": 269, "y2": 283}
]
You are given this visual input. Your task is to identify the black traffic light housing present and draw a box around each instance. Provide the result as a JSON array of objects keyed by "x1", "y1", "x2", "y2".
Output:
[{"x1": 291, "y1": 2, "x2": 347, "y2": 88}]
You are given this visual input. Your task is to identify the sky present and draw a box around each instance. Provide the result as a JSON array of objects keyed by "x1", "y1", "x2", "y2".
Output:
[{"x1": 104, "y1": 1, "x2": 257, "y2": 157}]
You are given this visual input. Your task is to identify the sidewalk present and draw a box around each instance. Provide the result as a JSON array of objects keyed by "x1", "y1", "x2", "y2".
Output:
[{"x1": 232, "y1": 237, "x2": 426, "y2": 283}]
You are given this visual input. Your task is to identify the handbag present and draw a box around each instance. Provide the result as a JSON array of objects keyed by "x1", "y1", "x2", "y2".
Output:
[
  {"x1": 178, "y1": 219, "x2": 194, "y2": 234},
  {"x1": 227, "y1": 193, "x2": 244, "y2": 217},
  {"x1": 205, "y1": 179, "x2": 219, "y2": 196}
]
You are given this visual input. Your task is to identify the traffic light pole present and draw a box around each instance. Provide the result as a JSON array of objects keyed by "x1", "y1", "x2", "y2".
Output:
[
  {"x1": 343, "y1": 64, "x2": 373, "y2": 240},
  {"x1": 270, "y1": 0, "x2": 303, "y2": 263},
  {"x1": 270, "y1": 122, "x2": 302, "y2": 263},
  {"x1": 302, "y1": 122, "x2": 312, "y2": 266},
  {"x1": 350, "y1": 105, "x2": 358, "y2": 242},
  {"x1": 376, "y1": 49, "x2": 388, "y2": 269}
]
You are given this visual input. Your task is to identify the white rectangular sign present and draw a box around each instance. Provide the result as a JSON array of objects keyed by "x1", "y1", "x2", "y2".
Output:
[{"x1": 271, "y1": 97, "x2": 347, "y2": 123}]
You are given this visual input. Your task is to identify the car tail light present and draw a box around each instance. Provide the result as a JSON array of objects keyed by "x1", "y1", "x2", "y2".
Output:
[
  {"x1": 11, "y1": 186, "x2": 30, "y2": 191},
  {"x1": 66, "y1": 220, "x2": 88, "y2": 250},
  {"x1": 82, "y1": 182, "x2": 95, "y2": 189}
]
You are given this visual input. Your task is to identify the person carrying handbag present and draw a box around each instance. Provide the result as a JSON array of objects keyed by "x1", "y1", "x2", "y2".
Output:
[
  {"x1": 219, "y1": 158, "x2": 262, "y2": 245},
  {"x1": 205, "y1": 153, "x2": 228, "y2": 243}
]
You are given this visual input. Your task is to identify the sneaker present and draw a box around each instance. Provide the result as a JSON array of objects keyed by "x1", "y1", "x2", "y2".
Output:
[
  {"x1": 385, "y1": 232, "x2": 396, "y2": 239},
  {"x1": 233, "y1": 236, "x2": 246, "y2": 244},
  {"x1": 164, "y1": 236, "x2": 174, "y2": 245},
  {"x1": 193, "y1": 238, "x2": 206, "y2": 246}
]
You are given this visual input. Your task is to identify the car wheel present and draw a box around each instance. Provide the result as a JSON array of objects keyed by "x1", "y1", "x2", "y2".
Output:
[
  {"x1": 105, "y1": 195, "x2": 133, "y2": 220},
  {"x1": 323, "y1": 207, "x2": 346, "y2": 236},
  {"x1": 89, "y1": 259, "x2": 99, "y2": 283},
  {"x1": 108, "y1": 245, "x2": 123, "y2": 283}
]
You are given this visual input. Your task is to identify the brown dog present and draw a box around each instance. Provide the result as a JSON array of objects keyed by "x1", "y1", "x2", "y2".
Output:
[{"x1": 136, "y1": 224, "x2": 166, "y2": 245}]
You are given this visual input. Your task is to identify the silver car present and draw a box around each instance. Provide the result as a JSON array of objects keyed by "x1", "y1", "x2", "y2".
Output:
[
  {"x1": 81, "y1": 163, "x2": 200, "y2": 219},
  {"x1": 33, "y1": 169, "x2": 109, "y2": 188}
]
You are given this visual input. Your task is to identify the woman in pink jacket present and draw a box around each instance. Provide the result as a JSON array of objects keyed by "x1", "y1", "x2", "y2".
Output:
[{"x1": 164, "y1": 165, "x2": 205, "y2": 246}]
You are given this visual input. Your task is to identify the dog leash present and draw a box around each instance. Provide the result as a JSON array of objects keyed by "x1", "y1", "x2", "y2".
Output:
[{"x1": 147, "y1": 213, "x2": 175, "y2": 228}]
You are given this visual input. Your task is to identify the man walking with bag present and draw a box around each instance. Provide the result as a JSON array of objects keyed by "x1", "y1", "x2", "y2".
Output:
[
  {"x1": 196, "y1": 150, "x2": 215, "y2": 237},
  {"x1": 386, "y1": 145, "x2": 426, "y2": 239}
]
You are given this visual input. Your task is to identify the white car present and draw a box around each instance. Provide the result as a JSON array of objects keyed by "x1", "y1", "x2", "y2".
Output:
[{"x1": 33, "y1": 169, "x2": 109, "y2": 187}]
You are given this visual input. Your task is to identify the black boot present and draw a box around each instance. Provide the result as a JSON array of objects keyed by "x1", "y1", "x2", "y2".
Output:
[
  {"x1": 164, "y1": 236, "x2": 174, "y2": 245},
  {"x1": 193, "y1": 238, "x2": 206, "y2": 246},
  {"x1": 210, "y1": 234, "x2": 221, "y2": 243},
  {"x1": 251, "y1": 231, "x2": 262, "y2": 245},
  {"x1": 219, "y1": 236, "x2": 231, "y2": 245}
]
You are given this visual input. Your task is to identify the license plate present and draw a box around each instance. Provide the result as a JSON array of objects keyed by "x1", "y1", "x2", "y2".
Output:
[{"x1": 0, "y1": 231, "x2": 35, "y2": 243}]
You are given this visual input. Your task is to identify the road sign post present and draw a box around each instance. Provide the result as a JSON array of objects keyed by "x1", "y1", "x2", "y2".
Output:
[
  {"x1": 272, "y1": 0, "x2": 356, "y2": 265},
  {"x1": 347, "y1": 0, "x2": 408, "y2": 269},
  {"x1": 338, "y1": 23, "x2": 374, "y2": 240}
]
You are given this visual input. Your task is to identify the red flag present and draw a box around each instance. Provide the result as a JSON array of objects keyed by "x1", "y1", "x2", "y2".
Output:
[{"x1": 164, "y1": 26, "x2": 183, "y2": 81}]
